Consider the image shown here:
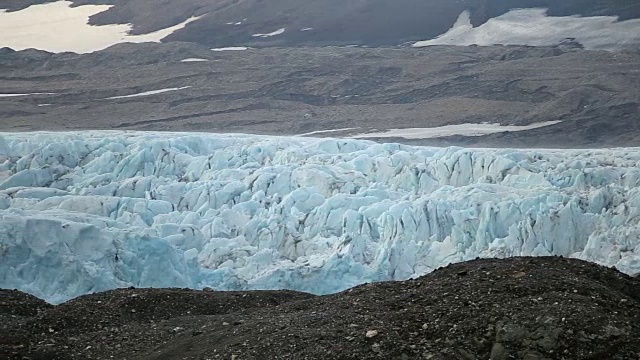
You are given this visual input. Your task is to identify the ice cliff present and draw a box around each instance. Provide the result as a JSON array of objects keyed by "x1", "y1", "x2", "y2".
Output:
[{"x1": 1, "y1": 132, "x2": 639, "y2": 303}]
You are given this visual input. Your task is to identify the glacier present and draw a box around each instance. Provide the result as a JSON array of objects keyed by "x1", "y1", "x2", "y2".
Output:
[{"x1": 1, "y1": 131, "x2": 639, "y2": 304}]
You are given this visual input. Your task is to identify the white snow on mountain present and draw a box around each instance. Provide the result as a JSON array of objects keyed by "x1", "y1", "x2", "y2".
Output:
[
  {"x1": 0, "y1": 93, "x2": 56, "y2": 98},
  {"x1": 298, "y1": 128, "x2": 360, "y2": 137},
  {"x1": 0, "y1": 1, "x2": 201, "y2": 53},
  {"x1": 352, "y1": 121, "x2": 562, "y2": 139},
  {"x1": 413, "y1": 8, "x2": 640, "y2": 50},
  {"x1": 1, "y1": 132, "x2": 639, "y2": 304},
  {"x1": 252, "y1": 28, "x2": 286, "y2": 38},
  {"x1": 211, "y1": 47, "x2": 249, "y2": 51},
  {"x1": 180, "y1": 58, "x2": 210, "y2": 63},
  {"x1": 103, "y1": 87, "x2": 191, "y2": 100}
]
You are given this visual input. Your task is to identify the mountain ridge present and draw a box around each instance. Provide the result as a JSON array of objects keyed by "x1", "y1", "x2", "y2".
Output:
[{"x1": 2, "y1": 0, "x2": 640, "y2": 49}]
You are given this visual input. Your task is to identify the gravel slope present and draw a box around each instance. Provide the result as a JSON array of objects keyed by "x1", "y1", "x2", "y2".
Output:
[
  {"x1": 2, "y1": 257, "x2": 640, "y2": 359},
  {"x1": 1, "y1": 43, "x2": 639, "y2": 147}
]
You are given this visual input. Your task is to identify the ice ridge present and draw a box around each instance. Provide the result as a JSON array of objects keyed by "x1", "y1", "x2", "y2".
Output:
[{"x1": 0, "y1": 132, "x2": 639, "y2": 303}]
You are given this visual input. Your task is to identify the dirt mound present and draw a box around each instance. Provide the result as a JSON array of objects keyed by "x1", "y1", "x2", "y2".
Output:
[
  {"x1": 31, "y1": 288, "x2": 314, "y2": 335},
  {"x1": 0, "y1": 289, "x2": 52, "y2": 317},
  {"x1": 3, "y1": 257, "x2": 640, "y2": 359}
]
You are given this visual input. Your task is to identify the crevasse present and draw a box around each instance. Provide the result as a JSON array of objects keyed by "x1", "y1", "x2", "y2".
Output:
[{"x1": 1, "y1": 132, "x2": 639, "y2": 303}]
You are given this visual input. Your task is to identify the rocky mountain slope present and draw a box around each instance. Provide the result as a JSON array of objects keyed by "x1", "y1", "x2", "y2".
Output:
[
  {"x1": 3, "y1": 0, "x2": 640, "y2": 48},
  {"x1": 1, "y1": 43, "x2": 638, "y2": 147}
]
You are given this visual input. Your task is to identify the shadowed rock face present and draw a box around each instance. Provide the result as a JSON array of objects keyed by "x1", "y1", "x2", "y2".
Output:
[{"x1": 2, "y1": 0, "x2": 640, "y2": 48}]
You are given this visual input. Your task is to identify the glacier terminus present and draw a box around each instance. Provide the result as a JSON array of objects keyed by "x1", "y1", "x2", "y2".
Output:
[{"x1": 1, "y1": 132, "x2": 639, "y2": 303}]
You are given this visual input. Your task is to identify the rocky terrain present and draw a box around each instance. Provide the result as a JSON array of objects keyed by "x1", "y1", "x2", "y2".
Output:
[
  {"x1": 1, "y1": 43, "x2": 639, "y2": 147},
  {"x1": 1, "y1": 3, "x2": 640, "y2": 360},
  {"x1": 1, "y1": 0, "x2": 639, "y2": 147},
  {"x1": 2, "y1": 257, "x2": 640, "y2": 359}
]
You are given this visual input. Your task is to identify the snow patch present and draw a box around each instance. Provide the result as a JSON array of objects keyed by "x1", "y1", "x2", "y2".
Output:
[
  {"x1": 352, "y1": 121, "x2": 562, "y2": 139},
  {"x1": 211, "y1": 47, "x2": 249, "y2": 51},
  {"x1": 0, "y1": 1, "x2": 201, "y2": 53},
  {"x1": 252, "y1": 28, "x2": 286, "y2": 38},
  {"x1": 104, "y1": 87, "x2": 191, "y2": 100},
  {"x1": 180, "y1": 58, "x2": 210, "y2": 63},
  {"x1": 413, "y1": 9, "x2": 640, "y2": 51},
  {"x1": 298, "y1": 128, "x2": 360, "y2": 137},
  {"x1": 0, "y1": 93, "x2": 56, "y2": 98}
]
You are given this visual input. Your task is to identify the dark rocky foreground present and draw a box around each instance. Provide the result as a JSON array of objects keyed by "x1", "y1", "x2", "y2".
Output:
[{"x1": 2, "y1": 257, "x2": 640, "y2": 360}]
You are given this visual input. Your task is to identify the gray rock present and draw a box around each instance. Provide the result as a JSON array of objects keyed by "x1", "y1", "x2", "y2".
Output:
[{"x1": 490, "y1": 343, "x2": 507, "y2": 360}]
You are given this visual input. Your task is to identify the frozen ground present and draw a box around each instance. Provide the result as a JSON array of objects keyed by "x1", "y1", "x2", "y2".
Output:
[{"x1": 1, "y1": 132, "x2": 639, "y2": 303}]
